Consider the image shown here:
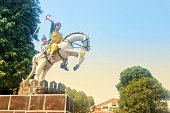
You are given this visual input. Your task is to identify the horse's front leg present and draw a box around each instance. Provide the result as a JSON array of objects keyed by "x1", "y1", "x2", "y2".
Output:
[
  {"x1": 73, "y1": 52, "x2": 85, "y2": 71},
  {"x1": 64, "y1": 49, "x2": 85, "y2": 71}
]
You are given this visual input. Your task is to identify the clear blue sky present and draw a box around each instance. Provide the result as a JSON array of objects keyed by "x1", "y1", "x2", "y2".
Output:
[{"x1": 35, "y1": 0, "x2": 170, "y2": 104}]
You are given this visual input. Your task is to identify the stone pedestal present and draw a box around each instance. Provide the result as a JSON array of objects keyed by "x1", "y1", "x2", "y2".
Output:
[
  {"x1": 18, "y1": 80, "x2": 66, "y2": 95},
  {"x1": 0, "y1": 94, "x2": 75, "y2": 113}
]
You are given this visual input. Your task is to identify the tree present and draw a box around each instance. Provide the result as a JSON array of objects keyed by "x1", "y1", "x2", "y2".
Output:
[
  {"x1": 87, "y1": 96, "x2": 95, "y2": 109},
  {"x1": 66, "y1": 87, "x2": 95, "y2": 113},
  {"x1": 116, "y1": 66, "x2": 153, "y2": 91},
  {"x1": 119, "y1": 77, "x2": 170, "y2": 113},
  {"x1": 0, "y1": 0, "x2": 42, "y2": 94}
]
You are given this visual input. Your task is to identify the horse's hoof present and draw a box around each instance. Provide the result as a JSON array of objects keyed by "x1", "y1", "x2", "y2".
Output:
[
  {"x1": 73, "y1": 65, "x2": 79, "y2": 71},
  {"x1": 60, "y1": 64, "x2": 69, "y2": 71}
]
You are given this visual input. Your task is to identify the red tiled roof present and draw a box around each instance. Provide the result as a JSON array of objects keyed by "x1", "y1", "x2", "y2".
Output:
[{"x1": 95, "y1": 98, "x2": 118, "y2": 108}]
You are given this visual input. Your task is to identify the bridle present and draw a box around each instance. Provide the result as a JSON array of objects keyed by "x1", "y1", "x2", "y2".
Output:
[{"x1": 82, "y1": 37, "x2": 90, "y2": 51}]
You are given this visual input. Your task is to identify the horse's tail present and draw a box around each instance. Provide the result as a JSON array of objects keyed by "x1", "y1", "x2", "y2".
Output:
[{"x1": 24, "y1": 55, "x2": 37, "y2": 82}]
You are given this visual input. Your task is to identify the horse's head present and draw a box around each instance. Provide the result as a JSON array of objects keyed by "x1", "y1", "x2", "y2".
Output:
[
  {"x1": 63, "y1": 32, "x2": 90, "y2": 51},
  {"x1": 82, "y1": 34, "x2": 90, "y2": 51}
]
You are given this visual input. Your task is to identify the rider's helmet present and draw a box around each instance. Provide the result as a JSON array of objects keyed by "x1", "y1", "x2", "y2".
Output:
[{"x1": 41, "y1": 35, "x2": 47, "y2": 41}]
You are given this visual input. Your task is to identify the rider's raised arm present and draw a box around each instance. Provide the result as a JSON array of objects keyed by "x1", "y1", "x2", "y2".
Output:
[
  {"x1": 49, "y1": 22, "x2": 55, "y2": 39},
  {"x1": 46, "y1": 16, "x2": 55, "y2": 39}
]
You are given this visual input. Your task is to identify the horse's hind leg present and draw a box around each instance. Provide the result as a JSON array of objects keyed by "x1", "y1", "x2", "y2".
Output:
[
  {"x1": 40, "y1": 64, "x2": 52, "y2": 80},
  {"x1": 34, "y1": 59, "x2": 47, "y2": 81}
]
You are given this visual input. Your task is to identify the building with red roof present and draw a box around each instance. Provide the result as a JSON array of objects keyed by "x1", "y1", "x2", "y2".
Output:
[{"x1": 92, "y1": 98, "x2": 118, "y2": 113}]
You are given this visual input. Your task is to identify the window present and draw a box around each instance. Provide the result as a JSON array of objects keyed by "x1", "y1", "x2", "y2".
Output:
[{"x1": 102, "y1": 106, "x2": 109, "y2": 109}]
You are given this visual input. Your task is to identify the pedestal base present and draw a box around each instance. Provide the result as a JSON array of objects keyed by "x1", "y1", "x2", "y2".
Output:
[{"x1": 0, "y1": 94, "x2": 75, "y2": 113}]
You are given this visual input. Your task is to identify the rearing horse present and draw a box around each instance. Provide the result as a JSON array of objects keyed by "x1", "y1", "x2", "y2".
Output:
[{"x1": 24, "y1": 32, "x2": 90, "y2": 82}]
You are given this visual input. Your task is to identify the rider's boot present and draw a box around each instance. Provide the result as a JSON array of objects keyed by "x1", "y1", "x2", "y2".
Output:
[
  {"x1": 60, "y1": 58, "x2": 69, "y2": 71},
  {"x1": 60, "y1": 64, "x2": 69, "y2": 71}
]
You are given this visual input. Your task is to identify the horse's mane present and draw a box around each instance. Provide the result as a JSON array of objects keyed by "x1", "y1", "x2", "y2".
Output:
[{"x1": 63, "y1": 32, "x2": 86, "y2": 41}]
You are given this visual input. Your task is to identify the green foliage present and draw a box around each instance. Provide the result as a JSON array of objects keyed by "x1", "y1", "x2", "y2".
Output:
[
  {"x1": 116, "y1": 66, "x2": 153, "y2": 91},
  {"x1": 0, "y1": 0, "x2": 41, "y2": 93},
  {"x1": 117, "y1": 66, "x2": 170, "y2": 113},
  {"x1": 112, "y1": 107, "x2": 119, "y2": 113},
  {"x1": 87, "y1": 96, "x2": 95, "y2": 109},
  {"x1": 119, "y1": 77, "x2": 170, "y2": 113},
  {"x1": 66, "y1": 87, "x2": 95, "y2": 113}
]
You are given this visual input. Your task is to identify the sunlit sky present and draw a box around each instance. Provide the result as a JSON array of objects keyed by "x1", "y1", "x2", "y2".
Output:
[{"x1": 33, "y1": 0, "x2": 170, "y2": 105}]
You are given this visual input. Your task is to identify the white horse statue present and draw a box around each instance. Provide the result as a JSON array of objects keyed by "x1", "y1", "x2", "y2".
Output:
[{"x1": 24, "y1": 32, "x2": 90, "y2": 82}]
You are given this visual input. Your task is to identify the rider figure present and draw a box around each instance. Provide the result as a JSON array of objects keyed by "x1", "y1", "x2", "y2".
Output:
[
  {"x1": 46, "y1": 17, "x2": 62, "y2": 58},
  {"x1": 46, "y1": 15, "x2": 68, "y2": 71}
]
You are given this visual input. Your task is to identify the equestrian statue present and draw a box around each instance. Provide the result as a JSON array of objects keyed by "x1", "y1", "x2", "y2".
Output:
[{"x1": 23, "y1": 15, "x2": 90, "y2": 82}]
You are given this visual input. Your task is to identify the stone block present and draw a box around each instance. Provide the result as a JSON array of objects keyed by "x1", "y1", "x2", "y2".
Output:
[
  {"x1": 35, "y1": 87, "x2": 48, "y2": 94},
  {"x1": 48, "y1": 88, "x2": 57, "y2": 94},
  {"x1": 0, "y1": 96, "x2": 9, "y2": 110},
  {"x1": 29, "y1": 95, "x2": 45, "y2": 110},
  {"x1": 49, "y1": 81, "x2": 57, "y2": 89},
  {"x1": 40, "y1": 80, "x2": 48, "y2": 87},
  {"x1": 57, "y1": 83, "x2": 66, "y2": 92},
  {"x1": 9, "y1": 96, "x2": 29, "y2": 110},
  {"x1": 45, "y1": 95, "x2": 65, "y2": 110}
]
